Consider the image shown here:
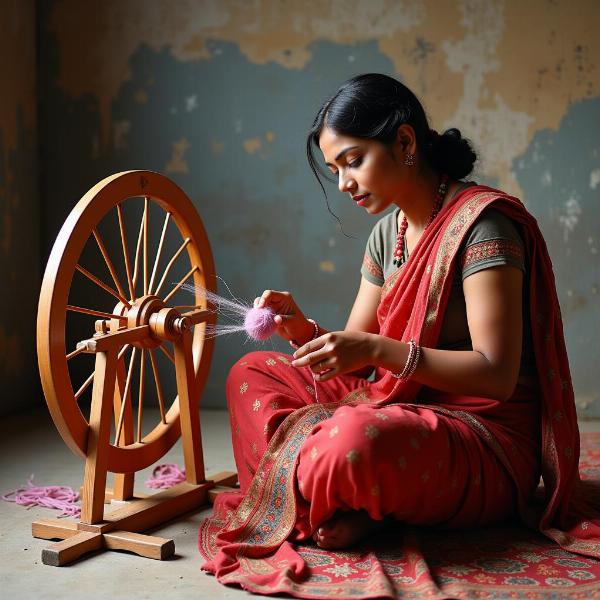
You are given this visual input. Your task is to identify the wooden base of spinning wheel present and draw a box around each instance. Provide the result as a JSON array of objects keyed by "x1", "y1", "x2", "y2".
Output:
[{"x1": 32, "y1": 472, "x2": 237, "y2": 566}]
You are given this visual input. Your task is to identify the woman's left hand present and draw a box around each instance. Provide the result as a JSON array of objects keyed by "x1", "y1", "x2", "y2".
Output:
[{"x1": 291, "y1": 331, "x2": 376, "y2": 381}]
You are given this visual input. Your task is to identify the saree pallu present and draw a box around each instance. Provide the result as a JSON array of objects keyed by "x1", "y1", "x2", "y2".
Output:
[{"x1": 199, "y1": 186, "x2": 600, "y2": 597}]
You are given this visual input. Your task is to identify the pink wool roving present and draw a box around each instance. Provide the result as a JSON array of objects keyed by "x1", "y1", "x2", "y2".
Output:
[
  {"x1": 244, "y1": 306, "x2": 277, "y2": 341},
  {"x1": 145, "y1": 463, "x2": 186, "y2": 489},
  {"x1": 2, "y1": 475, "x2": 81, "y2": 518},
  {"x1": 181, "y1": 282, "x2": 279, "y2": 343}
]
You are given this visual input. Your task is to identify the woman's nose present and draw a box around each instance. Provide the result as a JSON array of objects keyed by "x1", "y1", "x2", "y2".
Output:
[{"x1": 338, "y1": 171, "x2": 356, "y2": 194}]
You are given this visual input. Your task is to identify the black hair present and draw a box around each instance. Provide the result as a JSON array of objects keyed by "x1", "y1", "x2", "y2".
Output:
[{"x1": 307, "y1": 73, "x2": 477, "y2": 194}]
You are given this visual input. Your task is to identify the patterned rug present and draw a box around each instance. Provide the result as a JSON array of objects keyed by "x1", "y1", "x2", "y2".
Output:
[{"x1": 200, "y1": 432, "x2": 600, "y2": 599}]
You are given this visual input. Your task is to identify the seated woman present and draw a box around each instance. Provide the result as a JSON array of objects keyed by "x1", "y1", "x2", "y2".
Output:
[{"x1": 200, "y1": 73, "x2": 598, "y2": 594}]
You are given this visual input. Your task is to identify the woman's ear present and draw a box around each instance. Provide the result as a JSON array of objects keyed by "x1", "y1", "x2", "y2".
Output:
[{"x1": 395, "y1": 124, "x2": 417, "y2": 155}]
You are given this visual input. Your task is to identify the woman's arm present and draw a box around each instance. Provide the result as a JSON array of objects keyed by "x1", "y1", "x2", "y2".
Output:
[
  {"x1": 343, "y1": 277, "x2": 382, "y2": 376},
  {"x1": 345, "y1": 276, "x2": 381, "y2": 334},
  {"x1": 293, "y1": 265, "x2": 524, "y2": 401},
  {"x1": 372, "y1": 265, "x2": 524, "y2": 400}
]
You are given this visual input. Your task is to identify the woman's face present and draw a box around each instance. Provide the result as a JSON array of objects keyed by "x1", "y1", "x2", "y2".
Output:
[{"x1": 318, "y1": 126, "x2": 407, "y2": 215}]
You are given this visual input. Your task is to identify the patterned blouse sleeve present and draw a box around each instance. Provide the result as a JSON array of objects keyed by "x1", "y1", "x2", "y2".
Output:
[
  {"x1": 460, "y1": 208, "x2": 525, "y2": 280},
  {"x1": 360, "y1": 221, "x2": 385, "y2": 286}
]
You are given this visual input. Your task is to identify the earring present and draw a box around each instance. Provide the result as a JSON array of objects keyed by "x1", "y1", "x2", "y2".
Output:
[{"x1": 404, "y1": 153, "x2": 415, "y2": 166}]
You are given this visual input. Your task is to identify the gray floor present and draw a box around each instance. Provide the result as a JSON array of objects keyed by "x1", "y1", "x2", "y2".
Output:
[
  {"x1": 0, "y1": 407, "x2": 255, "y2": 599},
  {"x1": 2, "y1": 408, "x2": 599, "y2": 599}
]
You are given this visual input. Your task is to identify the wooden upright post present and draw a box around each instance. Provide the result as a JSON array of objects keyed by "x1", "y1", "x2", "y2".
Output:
[
  {"x1": 80, "y1": 349, "x2": 118, "y2": 524},
  {"x1": 174, "y1": 329, "x2": 205, "y2": 485},
  {"x1": 112, "y1": 357, "x2": 135, "y2": 500}
]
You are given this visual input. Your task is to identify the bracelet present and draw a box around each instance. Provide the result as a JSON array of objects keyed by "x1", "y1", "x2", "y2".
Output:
[
  {"x1": 289, "y1": 318, "x2": 319, "y2": 349},
  {"x1": 391, "y1": 339, "x2": 421, "y2": 380}
]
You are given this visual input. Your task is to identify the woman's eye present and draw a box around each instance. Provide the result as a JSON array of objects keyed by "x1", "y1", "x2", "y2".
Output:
[{"x1": 348, "y1": 157, "x2": 363, "y2": 168}]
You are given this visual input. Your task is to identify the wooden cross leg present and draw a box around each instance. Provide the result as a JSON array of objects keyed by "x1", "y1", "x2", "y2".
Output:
[{"x1": 32, "y1": 471, "x2": 238, "y2": 566}]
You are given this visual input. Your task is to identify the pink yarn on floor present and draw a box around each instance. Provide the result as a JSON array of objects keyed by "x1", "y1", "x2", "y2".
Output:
[
  {"x1": 2, "y1": 475, "x2": 81, "y2": 518},
  {"x1": 145, "y1": 463, "x2": 186, "y2": 489},
  {"x1": 1, "y1": 465, "x2": 187, "y2": 518}
]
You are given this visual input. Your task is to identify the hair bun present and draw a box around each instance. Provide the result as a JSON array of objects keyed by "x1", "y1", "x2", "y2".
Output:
[
  {"x1": 428, "y1": 127, "x2": 476, "y2": 179},
  {"x1": 442, "y1": 127, "x2": 461, "y2": 139}
]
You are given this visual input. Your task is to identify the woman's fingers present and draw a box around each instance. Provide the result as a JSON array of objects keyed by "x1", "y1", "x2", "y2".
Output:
[
  {"x1": 256, "y1": 290, "x2": 293, "y2": 312},
  {"x1": 291, "y1": 341, "x2": 328, "y2": 368},
  {"x1": 292, "y1": 335, "x2": 325, "y2": 359}
]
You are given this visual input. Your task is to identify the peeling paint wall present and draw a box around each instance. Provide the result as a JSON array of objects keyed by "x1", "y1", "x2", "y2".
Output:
[
  {"x1": 37, "y1": 0, "x2": 600, "y2": 414},
  {"x1": 0, "y1": 1, "x2": 39, "y2": 417}
]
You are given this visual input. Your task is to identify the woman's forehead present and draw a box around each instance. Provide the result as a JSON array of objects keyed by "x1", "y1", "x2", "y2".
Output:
[{"x1": 319, "y1": 128, "x2": 367, "y2": 161}]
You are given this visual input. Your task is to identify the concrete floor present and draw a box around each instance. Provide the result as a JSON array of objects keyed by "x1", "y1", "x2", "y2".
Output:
[
  {"x1": 0, "y1": 407, "x2": 254, "y2": 600},
  {"x1": 2, "y1": 407, "x2": 599, "y2": 600}
]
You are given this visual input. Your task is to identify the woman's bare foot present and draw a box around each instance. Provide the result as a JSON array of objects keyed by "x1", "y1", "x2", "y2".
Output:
[{"x1": 312, "y1": 510, "x2": 385, "y2": 550}]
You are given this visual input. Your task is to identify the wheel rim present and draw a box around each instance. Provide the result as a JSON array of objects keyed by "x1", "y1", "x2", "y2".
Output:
[{"x1": 37, "y1": 171, "x2": 215, "y2": 473}]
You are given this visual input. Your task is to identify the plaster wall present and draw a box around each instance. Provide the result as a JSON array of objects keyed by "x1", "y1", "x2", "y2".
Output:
[
  {"x1": 36, "y1": 0, "x2": 599, "y2": 414},
  {"x1": 0, "y1": 1, "x2": 39, "y2": 417}
]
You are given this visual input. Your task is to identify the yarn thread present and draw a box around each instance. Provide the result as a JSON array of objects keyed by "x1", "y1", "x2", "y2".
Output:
[
  {"x1": 181, "y1": 281, "x2": 278, "y2": 342},
  {"x1": 2, "y1": 475, "x2": 81, "y2": 518}
]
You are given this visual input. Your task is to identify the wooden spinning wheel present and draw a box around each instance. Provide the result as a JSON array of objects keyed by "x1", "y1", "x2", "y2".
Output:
[{"x1": 33, "y1": 171, "x2": 236, "y2": 566}]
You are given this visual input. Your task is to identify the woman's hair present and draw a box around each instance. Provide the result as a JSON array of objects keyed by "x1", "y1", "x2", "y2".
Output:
[{"x1": 307, "y1": 73, "x2": 477, "y2": 192}]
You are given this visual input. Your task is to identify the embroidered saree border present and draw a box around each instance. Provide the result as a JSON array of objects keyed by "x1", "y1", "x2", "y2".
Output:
[
  {"x1": 424, "y1": 192, "x2": 493, "y2": 332},
  {"x1": 212, "y1": 392, "x2": 376, "y2": 559},
  {"x1": 220, "y1": 403, "x2": 335, "y2": 548}
]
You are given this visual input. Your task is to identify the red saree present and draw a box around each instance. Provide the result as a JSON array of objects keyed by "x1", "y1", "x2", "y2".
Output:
[{"x1": 198, "y1": 186, "x2": 600, "y2": 597}]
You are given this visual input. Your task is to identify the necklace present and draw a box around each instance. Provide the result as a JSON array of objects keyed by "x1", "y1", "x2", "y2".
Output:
[{"x1": 393, "y1": 174, "x2": 449, "y2": 267}]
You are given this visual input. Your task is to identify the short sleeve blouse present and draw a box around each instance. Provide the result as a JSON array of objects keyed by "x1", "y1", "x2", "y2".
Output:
[{"x1": 360, "y1": 207, "x2": 525, "y2": 286}]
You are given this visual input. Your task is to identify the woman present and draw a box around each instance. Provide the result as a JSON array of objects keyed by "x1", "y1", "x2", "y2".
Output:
[{"x1": 199, "y1": 74, "x2": 599, "y2": 595}]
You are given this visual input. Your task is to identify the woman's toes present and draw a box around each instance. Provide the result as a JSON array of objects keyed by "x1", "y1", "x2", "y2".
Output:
[{"x1": 313, "y1": 510, "x2": 385, "y2": 550}]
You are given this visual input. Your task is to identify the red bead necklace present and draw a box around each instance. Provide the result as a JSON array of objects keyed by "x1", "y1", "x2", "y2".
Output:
[{"x1": 393, "y1": 174, "x2": 449, "y2": 267}]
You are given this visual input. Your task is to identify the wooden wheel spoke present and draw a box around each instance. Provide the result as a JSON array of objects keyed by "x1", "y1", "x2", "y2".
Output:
[
  {"x1": 75, "y1": 371, "x2": 96, "y2": 400},
  {"x1": 75, "y1": 265, "x2": 131, "y2": 308},
  {"x1": 93, "y1": 228, "x2": 127, "y2": 300},
  {"x1": 153, "y1": 238, "x2": 191, "y2": 296},
  {"x1": 114, "y1": 347, "x2": 138, "y2": 444},
  {"x1": 67, "y1": 304, "x2": 128, "y2": 321},
  {"x1": 143, "y1": 197, "x2": 149, "y2": 295},
  {"x1": 148, "y1": 212, "x2": 171, "y2": 294},
  {"x1": 148, "y1": 349, "x2": 167, "y2": 424},
  {"x1": 132, "y1": 203, "x2": 146, "y2": 291},
  {"x1": 75, "y1": 345, "x2": 130, "y2": 400},
  {"x1": 163, "y1": 266, "x2": 199, "y2": 304},
  {"x1": 137, "y1": 350, "x2": 146, "y2": 443},
  {"x1": 116, "y1": 203, "x2": 135, "y2": 300}
]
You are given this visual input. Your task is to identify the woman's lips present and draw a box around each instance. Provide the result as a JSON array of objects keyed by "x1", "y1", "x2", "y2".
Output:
[{"x1": 353, "y1": 194, "x2": 370, "y2": 206}]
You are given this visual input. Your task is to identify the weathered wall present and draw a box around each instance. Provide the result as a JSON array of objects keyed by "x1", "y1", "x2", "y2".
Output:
[
  {"x1": 38, "y1": 1, "x2": 599, "y2": 413},
  {"x1": 0, "y1": 1, "x2": 39, "y2": 417}
]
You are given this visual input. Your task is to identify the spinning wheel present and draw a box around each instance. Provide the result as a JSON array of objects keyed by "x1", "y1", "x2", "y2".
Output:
[{"x1": 33, "y1": 171, "x2": 236, "y2": 566}]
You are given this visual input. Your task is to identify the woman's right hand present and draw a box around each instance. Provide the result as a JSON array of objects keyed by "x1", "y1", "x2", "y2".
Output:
[{"x1": 254, "y1": 290, "x2": 315, "y2": 346}]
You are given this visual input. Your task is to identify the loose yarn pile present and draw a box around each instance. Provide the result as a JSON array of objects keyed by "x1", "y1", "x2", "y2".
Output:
[
  {"x1": 145, "y1": 463, "x2": 186, "y2": 489},
  {"x1": 2, "y1": 475, "x2": 81, "y2": 518}
]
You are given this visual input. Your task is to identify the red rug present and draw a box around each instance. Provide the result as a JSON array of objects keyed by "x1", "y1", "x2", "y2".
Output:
[{"x1": 200, "y1": 432, "x2": 600, "y2": 598}]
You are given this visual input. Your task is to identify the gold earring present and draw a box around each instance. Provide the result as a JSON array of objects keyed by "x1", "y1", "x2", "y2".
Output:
[{"x1": 404, "y1": 153, "x2": 415, "y2": 166}]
